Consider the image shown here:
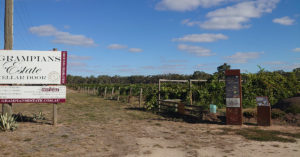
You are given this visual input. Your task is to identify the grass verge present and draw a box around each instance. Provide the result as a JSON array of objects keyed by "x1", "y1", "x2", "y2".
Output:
[{"x1": 221, "y1": 128, "x2": 300, "y2": 143}]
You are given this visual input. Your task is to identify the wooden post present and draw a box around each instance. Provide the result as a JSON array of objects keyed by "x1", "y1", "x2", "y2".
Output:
[
  {"x1": 189, "y1": 80, "x2": 192, "y2": 105},
  {"x1": 111, "y1": 87, "x2": 114, "y2": 100},
  {"x1": 52, "y1": 48, "x2": 58, "y2": 126},
  {"x1": 178, "y1": 102, "x2": 185, "y2": 115},
  {"x1": 139, "y1": 88, "x2": 143, "y2": 108},
  {"x1": 104, "y1": 87, "x2": 107, "y2": 99},
  {"x1": 225, "y1": 70, "x2": 243, "y2": 125},
  {"x1": 5, "y1": 0, "x2": 13, "y2": 50},
  {"x1": 158, "y1": 80, "x2": 161, "y2": 112},
  {"x1": 117, "y1": 87, "x2": 120, "y2": 101},
  {"x1": 99, "y1": 87, "x2": 102, "y2": 97},
  {"x1": 2, "y1": 0, "x2": 14, "y2": 116},
  {"x1": 128, "y1": 87, "x2": 132, "y2": 103},
  {"x1": 53, "y1": 103, "x2": 57, "y2": 126},
  {"x1": 256, "y1": 97, "x2": 271, "y2": 126}
]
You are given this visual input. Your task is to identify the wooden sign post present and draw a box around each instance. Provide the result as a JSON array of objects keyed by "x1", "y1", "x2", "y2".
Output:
[
  {"x1": 256, "y1": 97, "x2": 271, "y2": 126},
  {"x1": 225, "y1": 69, "x2": 243, "y2": 125}
]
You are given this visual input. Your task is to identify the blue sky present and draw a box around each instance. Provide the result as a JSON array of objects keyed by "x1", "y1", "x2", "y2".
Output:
[{"x1": 0, "y1": 0, "x2": 299, "y2": 76}]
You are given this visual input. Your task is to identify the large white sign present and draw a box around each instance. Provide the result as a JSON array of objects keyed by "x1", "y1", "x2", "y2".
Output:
[
  {"x1": 0, "y1": 86, "x2": 66, "y2": 103},
  {"x1": 0, "y1": 50, "x2": 67, "y2": 84},
  {"x1": 256, "y1": 97, "x2": 270, "y2": 106},
  {"x1": 226, "y1": 98, "x2": 240, "y2": 107}
]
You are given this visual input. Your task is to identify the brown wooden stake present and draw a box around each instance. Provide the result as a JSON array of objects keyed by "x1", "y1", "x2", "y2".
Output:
[
  {"x1": 104, "y1": 87, "x2": 107, "y2": 99},
  {"x1": 158, "y1": 80, "x2": 161, "y2": 112},
  {"x1": 189, "y1": 80, "x2": 192, "y2": 105},
  {"x1": 178, "y1": 102, "x2": 185, "y2": 115},
  {"x1": 111, "y1": 87, "x2": 114, "y2": 99},
  {"x1": 128, "y1": 87, "x2": 132, "y2": 103},
  {"x1": 139, "y1": 88, "x2": 143, "y2": 108},
  {"x1": 117, "y1": 87, "x2": 120, "y2": 101},
  {"x1": 52, "y1": 48, "x2": 58, "y2": 126},
  {"x1": 53, "y1": 103, "x2": 57, "y2": 126}
]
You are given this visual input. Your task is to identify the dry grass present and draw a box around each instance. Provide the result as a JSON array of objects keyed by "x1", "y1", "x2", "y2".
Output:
[{"x1": 0, "y1": 90, "x2": 300, "y2": 157}]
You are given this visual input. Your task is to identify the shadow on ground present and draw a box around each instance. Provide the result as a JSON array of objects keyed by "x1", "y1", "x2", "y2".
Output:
[
  {"x1": 12, "y1": 113, "x2": 52, "y2": 125},
  {"x1": 125, "y1": 107, "x2": 226, "y2": 125}
]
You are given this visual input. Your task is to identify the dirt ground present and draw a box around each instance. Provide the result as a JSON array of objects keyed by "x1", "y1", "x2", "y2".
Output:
[{"x1": 0, "y1": 90, "x2": 300, "y2": 157}]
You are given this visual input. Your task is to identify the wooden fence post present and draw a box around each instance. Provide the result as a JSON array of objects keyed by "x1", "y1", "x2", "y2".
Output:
[
  {"x1": 53, "y1": 103, "x2": 57, "y2": 126},
  {"x1": 178, "y1": 102, "x2": 185, "y2": 115},
  {"x1": 104, "y1": 87, "x2": 107, "y2": 99},
  {"x1": 111, "y1": 87, "x2": 114, "y2": 100},
  {"x1": 52, "y1": 48, "x2": 58, "y2": 126},
  {"x1": 99, "y1": 87, "x2": 103, "y2": 97},
  {"x1": 139, "y1": 88, "x2": 143, "y2": 108},
  {"x1": 189, "y1": 80, "x2": 192, "y2": 105},
  {"x1": 117, "y1": 87, "x2": 120, "y2": 101},
  {"x1": 158, "y1": 80, "x2": 161, "y2": 112},
  {"x1": 128, "y1": 87, "x2": 132, "y2": 103}
]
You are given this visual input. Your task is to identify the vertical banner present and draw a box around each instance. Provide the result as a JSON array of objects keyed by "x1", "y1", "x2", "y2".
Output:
[
  {"x1": 61, "y1": 51, "x2": 67, "y2": 84},
  {"x1": 256, "y1": 97, "x2": 271, "y2": 126},
  {"x1": 225, "y1": 69, "x2": 243, "y2": 125}
]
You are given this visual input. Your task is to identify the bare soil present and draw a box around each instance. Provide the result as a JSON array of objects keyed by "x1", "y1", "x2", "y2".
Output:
[{"x1": 0, "y1": 90, "x2": 300, "y2": 157}]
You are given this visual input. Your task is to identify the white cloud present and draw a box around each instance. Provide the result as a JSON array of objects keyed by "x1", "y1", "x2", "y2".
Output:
[
  {"x1": 181, "y1": 19, "x2": 202, "y2": 27},
  {"x1": 129, "y1": 48, "x2": 143, "y2": 53},
  {"x1": 226, "y1": 52, "x2": 262, "y2": 64},
  {"x1": 107, "y1": 44, "x2": 143, "y2": 53},
  {"x1": 272, "y1": 63, "x2": 300, "y2": 70},
  {"x1": 263, "y1": 61, "x2": 284, "y2": 65},
  {"x1": 68, "y1": 62, "x2": 87, "y2": 67},
  {"x1": 141, "y1": 66, "x2": 156, "y2": 70},
  {"x1": 30, "y1": 25, "x2": 57, "y2": 36},
  {"x1": 64, "y1": 25, "x2": 70, "y2": 29},
  {"x1": 198, "y1": 0, "x2": 280, "y2": 30},
  {"x1": 292, "y1": 48, "x2": 300, "y2": 52},
  {"x1": 29, "y1": 25, "x2": 97, "y2": 46},
  {"x1": 68, "y1": 55, "x2": 92, "y2": 61},
  {"x1": 173, "y1": 33, "x2": 228, "y2": 43},
  {"x1": 107, "y1": 44, "x2": 128, "y2": 50},
  {"x1": 156, "y1": 0, "x2": 226, "y2": 12},
  {"x1": 178, "y1": 44, "x2": 215, "y2": 57},
  {"x1": 273, "y1": 16, "x2": 295, "y2": 25}
]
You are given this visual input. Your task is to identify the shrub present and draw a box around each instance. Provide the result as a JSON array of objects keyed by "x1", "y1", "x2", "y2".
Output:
[
  {"x1": 271, "y1": 109, "x2": 286, "y2": 119},
  {"x1": 243, "y1": 111, "x2": 256, "y2": 120},
  {"x1": 0, "y1": 113, "x2": 18, "y2": 131},
  {"x1": 33, "y1": 112, "x2": 46, "y2": 121}
]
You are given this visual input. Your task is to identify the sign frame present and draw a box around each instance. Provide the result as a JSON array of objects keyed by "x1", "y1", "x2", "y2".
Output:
[
  {"x1": 0, "y1": 86, "x2": 66, "y2": 103},
  {"x1": 0, "y1": 50, "x2": 67, "y2": 85},
  {"x1": 256, "y1": 96, "x2": 270, "y2": 106}
]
